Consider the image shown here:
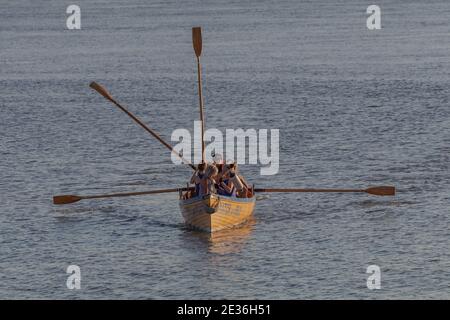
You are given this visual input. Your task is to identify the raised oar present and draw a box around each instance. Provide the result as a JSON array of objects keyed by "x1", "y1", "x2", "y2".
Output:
[
  {"x1": 89, "y1": 81, "x2": 196, "y2": 170},
  {"x1": 192, "y1": 27, "x2": 206, "y2": 163},
  {"x1": 53, "y1": 187, "x2": 194, "y2": 205},
  {"x1": 254, "y1": 186, "x2": 395, "y2": 196}
]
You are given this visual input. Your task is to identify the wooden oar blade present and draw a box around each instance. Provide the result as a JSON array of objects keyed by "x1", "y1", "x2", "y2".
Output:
[
  {"x1": 53, "y1": 195, "x2": 82, "y2": 205},
  {"x1": 90, "y1": 81, "x2": 114, "y2": 102},
  {"x1": 192, "y1": 27, "x2": 202, "y2": 57},
  {"x1": 364, "y1": 186, "x2": 396, "y2": 196}
]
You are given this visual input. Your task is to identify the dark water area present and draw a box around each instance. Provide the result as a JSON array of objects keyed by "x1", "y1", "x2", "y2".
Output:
[{"x1": 0, "y1": 0, "x2": 449, "y2": 298}]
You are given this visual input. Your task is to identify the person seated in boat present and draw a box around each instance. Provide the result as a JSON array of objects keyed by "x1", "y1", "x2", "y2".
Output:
[
  {"x1": 190, "y1": 163, "x2": 207, "y2": 196},
  {"x1": 190, "y1": 163, "x2": 218, "y2": 196},
  {"x1": 205, "y1": 164, "x2": 218, "y2": 195},
  {"x1": 211, "y1": 152, "x2": 225, "y2": 180},
  {"x1": 227, "y1": 163, "x2": 246, "y2": 197},
  {"x1": 216, "y1": 162, "x2": 242, "y2": 197},
  {"x1": 233, "y1": 163, "x2": 252, "y2": 197},
  {"x1": 217, "y1": 169, "x2": 236, "y2": 197},
  {"x1": 237, "y1": 171, "x2": 251, "y2": 197}
]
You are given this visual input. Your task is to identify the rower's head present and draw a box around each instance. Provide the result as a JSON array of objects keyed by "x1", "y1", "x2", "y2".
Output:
[
  {"x1": 197, "y1": 163, "x2": 206, "y2": 172},
  {"x1": 206, "y1": 164, "x2": 218, "y2": 178},
  {"x1": 228, "y1": 162, "x2": 237, "y2": 172}
]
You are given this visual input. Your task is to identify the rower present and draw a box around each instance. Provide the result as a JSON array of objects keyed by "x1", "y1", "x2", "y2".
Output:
[
  {"x1": 228, "y1": 163, "x2": 245, "y2": 197},
  {"x1": 205, "y1": 164, "x2": 218, "y2": 195},
  {"x1": 216, "y1": 162, "x2": 243, "y2": 197},
  {"x1": 237, "y1": 172, "x2": 251, "y2": 197},
  {"x1": 190, "y1": 163, "x2": 207, "y2": 196},
  {"x1": 217, "y1": 168, "x2": 236, "y2": 197},
  {"x1": 212, "y1": 152, "x2": 224, "y2": 180}
]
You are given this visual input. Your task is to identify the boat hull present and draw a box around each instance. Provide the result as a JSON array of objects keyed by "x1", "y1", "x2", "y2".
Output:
[{"x1": 179, "y1": 194, "x2": 256, "y2": 232}]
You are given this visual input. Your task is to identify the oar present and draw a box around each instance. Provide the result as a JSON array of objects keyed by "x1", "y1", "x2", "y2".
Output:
[
  {"x1": 89, "y1": 81, "x2": 196, "y2": 170},
  {"x1": 192, "y1": 27, "x2": 206, "y2": 163},
  {"x1": 254, "y1": 186, "x2": 395, "y2": 196},
  {"x1": 53, "y1": 187, "x2": 194, "y2": 205}
]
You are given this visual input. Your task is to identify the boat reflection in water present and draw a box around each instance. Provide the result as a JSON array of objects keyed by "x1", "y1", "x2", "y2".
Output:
[{"x1": 183, "y1": 218, "x2": 256, "y2": 255}]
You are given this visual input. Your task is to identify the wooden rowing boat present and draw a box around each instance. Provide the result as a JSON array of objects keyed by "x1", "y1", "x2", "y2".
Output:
[{"x1": 179, "y1": 193, "x2": 256, "y2": 232}]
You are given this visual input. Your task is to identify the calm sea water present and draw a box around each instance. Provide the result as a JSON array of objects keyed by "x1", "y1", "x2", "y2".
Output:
[{"x1": 1, "y1": 0, "x2": 449, "y2": 299}]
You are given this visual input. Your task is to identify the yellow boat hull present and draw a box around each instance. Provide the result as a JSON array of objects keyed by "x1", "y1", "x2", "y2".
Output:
[{"x1": 179, "y1": 194, "x2": 256, "y2": 232}]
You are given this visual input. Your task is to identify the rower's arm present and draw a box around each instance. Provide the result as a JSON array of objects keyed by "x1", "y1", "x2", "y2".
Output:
[
  {"x1": 220, "y1": 181, "x2": 233, "y2": 193},
  {"x1": 189, "y1": 171, "x2": 198, "y2": 184},
  {"x1": 239, "y1": 174, "x2": 249, "y2": 189}
]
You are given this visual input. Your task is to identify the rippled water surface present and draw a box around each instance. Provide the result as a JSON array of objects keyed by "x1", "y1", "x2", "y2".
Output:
[{"x1": 1, "y1": 0, "x2": 449, "y2": 299}]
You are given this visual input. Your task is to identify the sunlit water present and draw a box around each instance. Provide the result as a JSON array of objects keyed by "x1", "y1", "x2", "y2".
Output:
[{"x1": 0, "y1": 0, "x2": 449, "y2": 299}]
